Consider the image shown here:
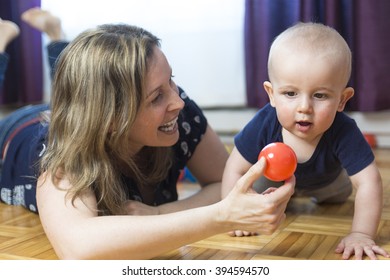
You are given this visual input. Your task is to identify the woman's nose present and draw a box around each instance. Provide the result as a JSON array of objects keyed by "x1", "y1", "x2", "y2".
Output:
[{"x1": 168, "y1": 88, "x2": 185, "y2": 111}]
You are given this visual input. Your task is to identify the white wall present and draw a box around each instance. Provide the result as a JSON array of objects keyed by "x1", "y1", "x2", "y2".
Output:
[
  {"x1": 41, "y1": 0, "x2": 246, "y2": 107},
  {"x1": 41, "y1": 0, "x2": 390, "y2": 148},
  {"x1": 347, "y1": 111, "x2": 390, "y2": 148}
]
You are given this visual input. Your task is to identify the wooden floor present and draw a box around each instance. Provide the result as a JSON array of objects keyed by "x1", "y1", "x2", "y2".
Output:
[{"x1": 1, "y1": 148, "x2": 390, "y2": 260}]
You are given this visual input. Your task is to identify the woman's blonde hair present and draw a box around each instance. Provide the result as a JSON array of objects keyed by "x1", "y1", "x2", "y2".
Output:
[{"x1": 41, "y1": 24, "x2": 173, "y2": 215}]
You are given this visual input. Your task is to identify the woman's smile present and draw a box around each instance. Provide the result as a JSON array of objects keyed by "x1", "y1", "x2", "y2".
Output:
[{"x1": 158, "y1": 117, "x2": 179, "y2": 133}]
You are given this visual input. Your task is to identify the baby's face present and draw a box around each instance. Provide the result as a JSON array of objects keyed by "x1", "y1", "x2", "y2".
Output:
[{"x1": 266, "y1": 50, "x2": 353, "y2": 144}]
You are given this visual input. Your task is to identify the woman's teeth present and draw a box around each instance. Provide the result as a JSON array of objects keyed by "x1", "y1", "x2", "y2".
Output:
[{"x1": 159, "y1": 117, "x2": 178, "y2": 132}]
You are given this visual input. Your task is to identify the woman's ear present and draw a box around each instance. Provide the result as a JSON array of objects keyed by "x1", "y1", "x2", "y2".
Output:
[
  {"x1": 263, "y1": 81, "x2": 276, "y2": 107},
  {"x1": 338, "y1": 87, "x2": 354, "y2": 111}
]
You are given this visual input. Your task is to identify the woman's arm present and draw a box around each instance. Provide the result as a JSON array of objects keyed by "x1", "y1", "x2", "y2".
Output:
[
  {"x1": 37, "y1": 158, "x2": 295, "y2": 260},
  {"x1": 38, "y1": 173, "x2": 223, "y2": 259}
]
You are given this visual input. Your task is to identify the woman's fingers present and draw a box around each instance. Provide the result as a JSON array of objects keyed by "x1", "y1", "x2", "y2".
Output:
[{"x1": 235, "y1": 157, "x2": 267, "y2": 193}]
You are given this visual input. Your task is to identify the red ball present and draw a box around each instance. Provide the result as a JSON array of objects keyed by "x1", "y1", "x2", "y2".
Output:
[{"x1": 258, "y1": 142, "x2": 297, "y2": 181}]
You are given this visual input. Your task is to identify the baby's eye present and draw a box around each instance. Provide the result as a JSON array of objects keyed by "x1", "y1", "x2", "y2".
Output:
[
  {"x1": 284, "y1": 91, "x2": 297, "y2": 97},
  {"x1": 314, "y1": 92, "x2": 327, "y2": 99}
]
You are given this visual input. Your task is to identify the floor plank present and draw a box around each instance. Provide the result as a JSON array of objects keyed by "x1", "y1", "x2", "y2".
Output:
[{"x1": 1, "y1": 148, "x2": 390, "y2": 260}]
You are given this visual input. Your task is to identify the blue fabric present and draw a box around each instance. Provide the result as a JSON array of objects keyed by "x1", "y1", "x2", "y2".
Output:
[
  {"x1": 234, "y1": 103, "x2": 374, "y2": 189},
  {"x1": 0, "y1": 53, "x2": 9, "y2": 90},
  {"x1": 47, "y1": 41, "x2": 68, "y2": 77},
  {"x1": 0, "y1": 120, "x2": 47, "y2": 213},
  {"x1": 0, "y1": 104, "x2": 49, "y2": 156}
]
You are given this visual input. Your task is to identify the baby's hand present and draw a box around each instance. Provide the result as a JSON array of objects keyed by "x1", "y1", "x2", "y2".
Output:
[
  {"x1": 335, "y1": 232, "x2": 390, "y2": 260},
  {"x1": 123, "y1": 200, "x2": 159, "y2": 215}
]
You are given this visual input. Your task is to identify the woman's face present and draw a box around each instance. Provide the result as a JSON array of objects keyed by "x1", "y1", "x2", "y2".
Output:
[{"x1": 127, "y1": 47, "x2": 184, "y2": 155}]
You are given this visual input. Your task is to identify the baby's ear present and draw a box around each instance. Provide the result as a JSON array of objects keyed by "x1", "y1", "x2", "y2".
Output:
[
  {"x1": 263, "y1": 81, "x2": 275, "y2": 107},
  {"x1": 338, "y1": 87, "x2": 354, "y2": 111}
]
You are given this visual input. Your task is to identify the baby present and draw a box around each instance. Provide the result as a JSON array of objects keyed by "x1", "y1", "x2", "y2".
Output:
[{"x1": 222, "y1": 22, "x2": 389, "y2": 260}]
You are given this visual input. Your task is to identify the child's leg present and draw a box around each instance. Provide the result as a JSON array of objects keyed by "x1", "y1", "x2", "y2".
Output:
[
  {"x1": 21, "y1": 8, "x2": 64, "y2": 41},
  {"x1": 21, "y1": 8, "x2": 68, "y2": 76},
  {"x1": 298, "y1": 169, "x2": 353, "y2": 204},
  {"x1": 0, "y1": 19, "x2": 20, "y2": 53}
]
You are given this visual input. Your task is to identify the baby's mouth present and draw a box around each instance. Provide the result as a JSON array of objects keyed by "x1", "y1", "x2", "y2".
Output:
[
  {"x1": 297, "y1": 121, "x2": 311, "y2": 127},
  {"x1": 296, "y1": 121, "x2": 312, "y2": 132}
]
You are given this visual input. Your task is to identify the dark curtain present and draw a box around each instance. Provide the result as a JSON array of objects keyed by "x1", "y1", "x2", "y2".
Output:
[
  {"x1": 245, "y1": 0, "x2": 390, "y2": 112},
  {"x1": 0, "y1": 0, "x2": 42, "y2": 105}
]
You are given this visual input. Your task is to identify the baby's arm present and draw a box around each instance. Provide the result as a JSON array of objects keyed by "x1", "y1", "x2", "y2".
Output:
[
  {"x1": 335, "y1": 161, "x2": 390, "y2": 259},
  {"x1": 222, "y1": 147, "x2": 258, "y2": 237},
  {"x1": 222, "y1": 147, "x2": 252, "y2": 198}
]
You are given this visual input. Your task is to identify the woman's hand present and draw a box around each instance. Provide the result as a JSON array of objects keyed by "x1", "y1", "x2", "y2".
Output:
[
  {"x1": 228, "y1": 187, "x2": 281, "y2": 237},
  {"x1": 218, "y1": 158, "x2": 295, "y2": 235}
]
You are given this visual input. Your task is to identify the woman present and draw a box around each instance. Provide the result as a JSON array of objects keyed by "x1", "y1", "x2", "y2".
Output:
[{"x1": 0, "y1": 9, "x2": 295, "y2": 259}]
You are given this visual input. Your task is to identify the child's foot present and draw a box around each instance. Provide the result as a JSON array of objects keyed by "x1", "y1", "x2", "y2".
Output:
[
  {"x1": 21, "y1": 7, "x2": 64, "y2": 41},
  {"x1": 0, "y1": 19, "x2": 20, "y2": 52}
]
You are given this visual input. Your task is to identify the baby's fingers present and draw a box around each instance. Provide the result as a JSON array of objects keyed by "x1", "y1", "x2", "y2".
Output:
[{"x1": 372, "y1": 245, "x2": 390, "y2": 258}]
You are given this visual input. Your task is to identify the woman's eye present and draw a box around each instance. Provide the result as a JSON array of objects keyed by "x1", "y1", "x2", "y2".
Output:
[
  {"x1": 152, "y1": 92, "x2": 163, "y2": 103},
  {"x1": 169, "y1": 75, "x2": 175, "y2": 85}
]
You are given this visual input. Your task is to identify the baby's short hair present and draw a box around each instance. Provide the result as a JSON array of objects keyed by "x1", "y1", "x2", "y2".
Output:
[{"x1": 268, "y1": 22, "x2": 352, "y2": 86}]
